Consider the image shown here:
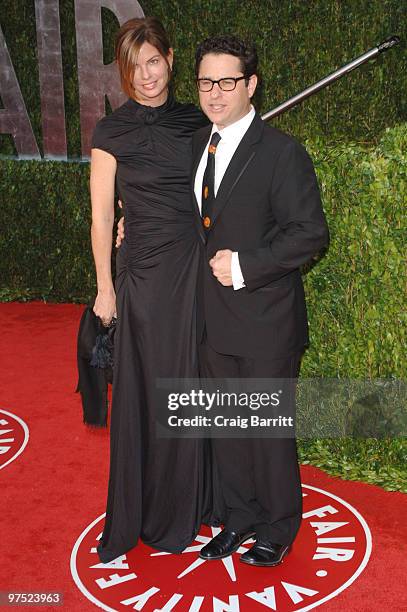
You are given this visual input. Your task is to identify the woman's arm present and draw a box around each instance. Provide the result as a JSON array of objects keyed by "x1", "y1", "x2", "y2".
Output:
[{"x1": 90, "y1": 148, "x2": 117, "y2": 326}]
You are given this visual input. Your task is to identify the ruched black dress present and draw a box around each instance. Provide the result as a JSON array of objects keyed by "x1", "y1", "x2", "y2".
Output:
[{"x1": 91, "y1": 96, "x2": 217, "y2": 563}]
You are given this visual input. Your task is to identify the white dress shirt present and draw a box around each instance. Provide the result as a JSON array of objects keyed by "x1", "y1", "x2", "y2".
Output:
[{"x1": 194, "y1": 106, "x2": 256, "y2": 290}]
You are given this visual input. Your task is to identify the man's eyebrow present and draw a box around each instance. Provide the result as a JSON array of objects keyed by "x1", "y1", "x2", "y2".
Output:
[{"x1": 198, "y1": 75, "x2": 237, "y2": 79}]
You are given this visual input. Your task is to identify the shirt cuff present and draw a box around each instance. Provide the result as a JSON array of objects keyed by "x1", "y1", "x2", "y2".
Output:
[{"x1": 231, "y1": 252, "x2": 246, "y2": 290}]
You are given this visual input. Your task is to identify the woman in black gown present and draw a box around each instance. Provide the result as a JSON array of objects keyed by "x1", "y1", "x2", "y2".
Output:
[{"x1": 90, "y1": 17, "x2": 219, "y2": 563}]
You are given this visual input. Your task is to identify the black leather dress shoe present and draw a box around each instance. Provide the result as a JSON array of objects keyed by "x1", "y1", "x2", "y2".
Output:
[
  {"x1": 199, "y1": 529, "x2": 255, "y2": 560},
  {"x1": 240, "y1": 541, "x2": 291, "y2": 566}
]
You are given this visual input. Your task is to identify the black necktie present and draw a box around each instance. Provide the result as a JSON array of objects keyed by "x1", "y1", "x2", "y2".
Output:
[{"x1": 201, "y1": 132, "x2": 221, "y2": 230}]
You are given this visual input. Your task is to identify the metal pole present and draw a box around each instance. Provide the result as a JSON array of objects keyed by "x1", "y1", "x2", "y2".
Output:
[{"x1": 261, "y1": 36, "x2": 400, "y2": 121}]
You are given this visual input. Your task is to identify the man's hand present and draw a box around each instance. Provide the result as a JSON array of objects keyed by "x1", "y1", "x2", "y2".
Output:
[
  {"x1": 116, "y1": 200, "x2": 125, "y2": 248},
  {"x1": 209, "y1": 249, "x2": 233, "y2": 286}
]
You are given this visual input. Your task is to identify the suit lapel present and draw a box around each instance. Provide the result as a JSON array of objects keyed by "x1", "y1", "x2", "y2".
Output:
[
  {"x1": 191, "y1": 125, "x2": 211, "y2": 243},
  {"x1": 211, "y1": 113, "x2": 264, "y2": 230}
]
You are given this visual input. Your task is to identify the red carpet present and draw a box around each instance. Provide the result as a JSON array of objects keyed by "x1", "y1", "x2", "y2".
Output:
[{"x1": 1, "y1": 302, "x2": 406, "y2": 611}]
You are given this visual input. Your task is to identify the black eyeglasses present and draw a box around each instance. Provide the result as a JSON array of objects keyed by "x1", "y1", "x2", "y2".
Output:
[{"x1": 196, "y1": 75, "x2": 247, "y2": 92}]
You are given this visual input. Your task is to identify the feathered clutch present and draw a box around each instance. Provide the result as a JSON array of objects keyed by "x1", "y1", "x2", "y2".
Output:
[{"x1": 76, "y1": 306, "x2": 116, "y2": 427}]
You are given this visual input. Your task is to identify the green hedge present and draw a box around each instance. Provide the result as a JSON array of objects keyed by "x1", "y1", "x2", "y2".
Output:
[
  {"x1": 1, "y1": 125, "x2": 405, "y2": 382},
  {"x1": 303, "y1": 125, "x2": 406, "y2": 379},
  {"x1": 0, "y1": 161, "x2": 95, "y2": 302},
  {"x1": 1, "y1": 0, "x2": 406, "y2": 157}
]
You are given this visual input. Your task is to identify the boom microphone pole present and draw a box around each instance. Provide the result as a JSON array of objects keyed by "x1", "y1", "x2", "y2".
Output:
[{"x1": 262, "y1": 36, "x2": 400, "y2": 121}]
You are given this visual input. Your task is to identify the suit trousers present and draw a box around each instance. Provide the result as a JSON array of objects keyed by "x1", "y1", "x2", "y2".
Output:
[{"x1": 198, "y1": 337, "x2": 303, "y2": 546}]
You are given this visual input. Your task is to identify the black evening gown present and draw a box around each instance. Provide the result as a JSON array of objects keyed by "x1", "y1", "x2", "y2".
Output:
[{"x1": 91, "y1": 96, "x2": 220, "y2": 563}]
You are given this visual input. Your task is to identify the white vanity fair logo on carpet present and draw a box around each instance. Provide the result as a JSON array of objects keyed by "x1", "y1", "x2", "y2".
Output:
[
  {"x1": 71, "y1": 485, "x2": 371, "y2": 611},
  {"x1": 0, "y1": 408, "x2": 29, "y2": 470}
]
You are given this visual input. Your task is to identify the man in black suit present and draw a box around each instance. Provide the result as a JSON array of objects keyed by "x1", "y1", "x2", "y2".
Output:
[{"x1": 193, "y1": 35, "x2": 329, "y2": 566}]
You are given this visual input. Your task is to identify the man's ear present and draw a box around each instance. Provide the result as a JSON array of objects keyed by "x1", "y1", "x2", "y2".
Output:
[{"x1": 248, "y1": 74, "x2": 258, "y2": 98}]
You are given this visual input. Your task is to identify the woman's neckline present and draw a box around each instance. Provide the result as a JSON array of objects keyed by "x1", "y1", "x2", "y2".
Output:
[{"x1": 126, "y1": 93, "x2": 174, "y2": 113}]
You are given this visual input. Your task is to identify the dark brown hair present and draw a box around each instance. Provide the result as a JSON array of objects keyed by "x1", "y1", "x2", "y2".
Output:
[
  {"x1": 115, "y1": 17, "x2": 172, "y2": 98},
  {"x1": 195, "y1": 35, "x2": 258, "y2": 81}
]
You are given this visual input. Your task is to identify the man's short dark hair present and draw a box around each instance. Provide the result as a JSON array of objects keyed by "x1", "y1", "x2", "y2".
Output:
[{"x1": 195, "y1": 35, "x2": 258, "y2": 80}]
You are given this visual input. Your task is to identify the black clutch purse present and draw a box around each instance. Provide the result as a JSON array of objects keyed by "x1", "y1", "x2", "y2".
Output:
[{"x1": 76, "y1": 305, "x2": 117, "y2": 427}]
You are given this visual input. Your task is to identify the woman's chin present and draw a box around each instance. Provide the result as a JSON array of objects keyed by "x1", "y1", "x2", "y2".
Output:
[{"x1": 136, "y1": 87, "x2": 168, "y2": 105}]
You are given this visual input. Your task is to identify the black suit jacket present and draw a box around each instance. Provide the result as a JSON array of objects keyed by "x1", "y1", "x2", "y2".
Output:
[{"x1": 191, "y1": 112, "x2": 329, "y2": 360}]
